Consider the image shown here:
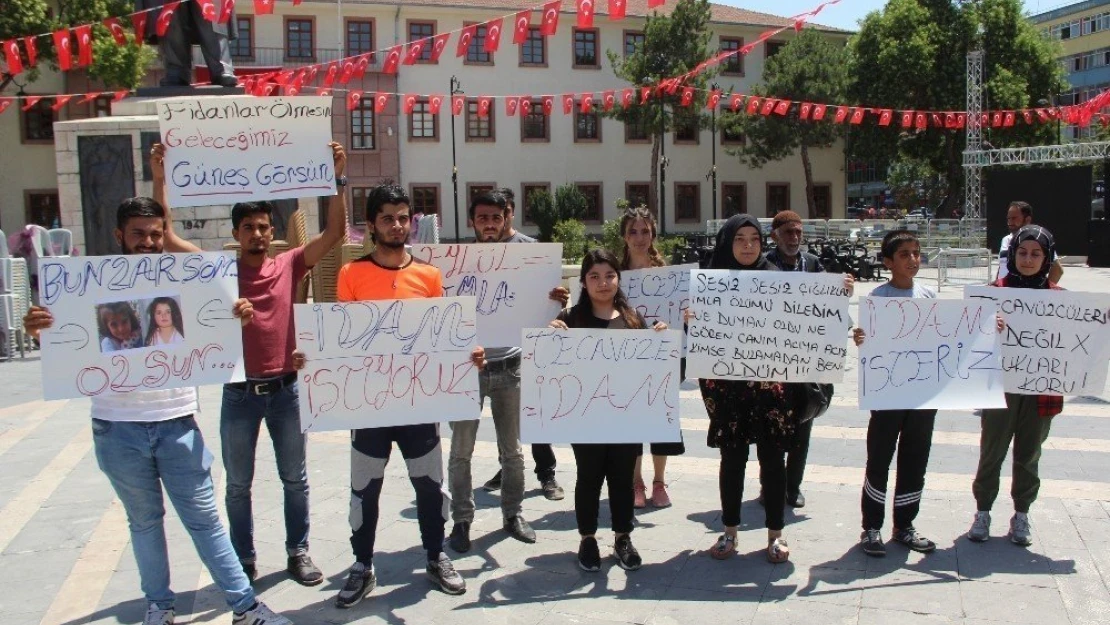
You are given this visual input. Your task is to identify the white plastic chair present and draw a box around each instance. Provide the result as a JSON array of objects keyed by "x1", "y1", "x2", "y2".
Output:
[
  {"x1": 0, "y1": 228, "x2": 9, "y2": 257},
  {"x1": 1, "y1": 293, "x2": 18, "y2": 359},
  {"x1": 47, "y1": 229, "x2": 73, "y2": 256},
  {"x1": 0, "y1": 258, "x2": 12, "y2": 295}
]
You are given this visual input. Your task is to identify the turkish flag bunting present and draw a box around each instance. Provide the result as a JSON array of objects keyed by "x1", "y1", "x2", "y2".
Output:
[
  {"x1": 283, "y1": 83, "x2": 301, "y2": 97},
  {"x1": 681, "y1": 87, "x2": 694, "y2": 107},
  {"x1": 621, "y1": 88, "x2": 633, "y2": 109},
  {"x1": 403, "y1": 94, "x2": 417, "y2": 115},
  {"x1": 430, "y1": 33, "x2": 451, "y2": 61},
  {"x1": 878, "y1": 109, "x2": 892, "y2": 126},
  {"x1": 242, "y1": 77, "x2": 255, "y2": 93},
  {"x1": 541, "y1": 1, "x2": 562, "y2": 36},
  {"x1": 347, "y1": 91, "x2": 363, "y2": 111},
  {"x1": 21, "y1": 96, "x2": 43, "y2": 111},
  {"x1": 104, "y1": 18, "x2": 127, "y2": 46},
  {"x1": 812, "y1": 104, "x2": 827, "y2": 121},
  {"x1": 131, "y1": 13, "x2": 148, "y2": 46},
  {"x1": 254, "y1": 0, "x2": 275, "y2": 15},
  {"x1": 799, "y1": 102, "x2": 812, "y2": 120},
  {"x1": 3, "y1": 40, "x2": 22, "y2": 75},
  {"x1": 198, "y1": 0, "x2": 217, "y2": 22},
  {"x1": 113, "y1": 89, "x2": 130, "y2": 102},
  {"x1": 915, "y1": 113, "x2": 927, "y2": 129},
  {"x1": 1022, "y1": 110, "x2": 1033, "y2": 125},
  {"x1": 219, "y1": 0, "x2": 235, "y2": 24},
  {"x1": 505, "y1": 96, "x2": 520, "y2": 116},
  {"x1": 323, "y1": 62, "x2": 338, "y2": 87},
  {"x1": 945, "y1": 113, "x2": 956, "y2": 129},
  {"x1": 991, "y1": 112, "x2": 1002, "y2": 127},
  {"x1": 562, "y1": 94, "x2": 574, "y2": 114},
  {"x1": 485, "y1": 19, "x2": 505, "y2": 53},
  {"x1": 956, "y1": 113, "x2": 966, "y2": 128},
  {"x1": 259, "y1": 82, "x2": 278, "y2": 97},
  {"x1": 1080, "y1": 108, "x2": 1094, "y2": 127},
  {"x1": 513, "y1": 11, "x2": 532, "y2": 44},
  {"x1": 746, "y1": 97, "x2": 761, "y2": 115},
  {"x1": 729, "y1": 94, "x2": 743, "y2": 111},
  {"x1": 649, "y1": 0, "x2": 666, "y2": 7},
  {"x1": 609, "y1": 0, "x2": 628, "y2": 20},
  {"x1": 600, "y1": 90, "x2": 614, "y2": 111},
  {"x1": 457, "y1": 25, "x2": 476, "y2": 57},
  {"x1": 664, "y1": 79, "x2": 680, "y2": 95},
  {"x1": 452, "y1": 95, "x2": 465, "y2": 116},
  {"x1": 521, "y1": 97, "x2": 533, "y2": 114},
  {"x1": 375, "y1": 93, "x2": 389, "y2": 113},
  {"x1": 980, "y1": 113, "x2": 990, "y2": 126},
  {"x1": 849, "y1": 108, "x2": 864, "y2": 124},
  {"x1": 429, "y1": 95, "x2": 444, "y2": 115},
  {"x1": 306, "y1": 65, "x2": 318, "y2": 83},
  {"x1": 640, "y1": 86, "x2": 652, "y2": 104},
  {"x1": 774, "y1": 100, "x2": 790, "y2": 115},
  {"x1": 0, "y1": 100, "x2": 12, "y2": 115},
  {"x1": 901, "y1": 111, "x2": 913, "y2": 128},
  {"x1": 1003, "y1": 112, "x2": 1015, "y2": 127},
  {"x1": 52, "y1": 30, "x2": 72, "y2": 71},
  {"x1": 51, "y1": 95, "x2": 75, "y2": 111},
  {"x1": 383, "y1": 46, "x2": 402, "y2": 74},
  {"x1": 404, "y1": 40, "x2": 426, "y2": 65},
  {"x1": 760, "y1": 99, "x2": 776, "y2": 116},
  {"x1": 707, "y1": 90, "x2": 721, "y2": 110},
  {"x1": 478, "y1": 96, "x2": 492, "y2": 117},
  {"x1": 338, "y1": 62, "x2": 354, "y2": 84},
  {"x1": 930, "y1": 113, "x2": 943, "y2": 128},
  {"x1": 577, "y1": 0, "x2": 595, "y2": 28},
  {"x1": 538, "y1": 95, "x2": 551, "y2": 115},
  {"x1": 22, "y1": 37, "x2": 36, "y2": 67},
  {"x1": 75, "y1": 25, "x2": 93, "y2": 67},
  {"x1": 833, "y1": 106, "x2": 848, "y2": 123},
  {"x1": 156, "y1": 2, "x2": 181, "y2": 38},
  {"x1": 580, "y1": 93, "x2": 594, "y2": 113}
]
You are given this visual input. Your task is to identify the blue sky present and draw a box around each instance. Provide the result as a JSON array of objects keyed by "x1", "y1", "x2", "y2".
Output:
[{"x1": 715, "y1": 0, "x2": 1075, "y2": 33}]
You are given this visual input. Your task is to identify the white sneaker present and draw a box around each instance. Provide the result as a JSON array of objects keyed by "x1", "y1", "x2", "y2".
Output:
[
  {"x1": 143, "y1": 605, "x2": 174, "y2": 625},
  {"x1": 232, "y1": 601, "x2": 293, "y2": 625},
  {"x1": 967, "y1": 511, "x2": 991, "y2": 542},
  {"x1": 1009, "y1": 512, "x2": 1033, "y2": 546}
]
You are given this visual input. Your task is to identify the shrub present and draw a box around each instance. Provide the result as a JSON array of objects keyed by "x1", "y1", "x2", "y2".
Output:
[{"x1": 552, "y1": 220, "x2": 588, "y2": 263}]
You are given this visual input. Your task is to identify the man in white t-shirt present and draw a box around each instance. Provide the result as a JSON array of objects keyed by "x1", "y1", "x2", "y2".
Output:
[
  {"x1": 23, "y1": 197, "x2": 295, "y2": 625},
  {"x1": 997, "y1": 201, "x2": 1063, "y2": 282}
]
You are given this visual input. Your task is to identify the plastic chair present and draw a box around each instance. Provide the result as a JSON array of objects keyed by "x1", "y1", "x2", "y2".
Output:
[
  {"x1": 0, "y1": 228, "x2": 9, "y2": 257},
  {"x1": 47, "y1": 229, "x2": 73, "y2": 256}
]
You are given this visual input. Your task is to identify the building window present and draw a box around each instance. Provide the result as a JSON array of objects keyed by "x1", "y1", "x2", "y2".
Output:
[
  {"x1": 573, "y1": 28, "x2": 599, "y2": 68},
  {"x1": 408, "y1": 21, "x2": 435, "y2": 62},
  {"x1": 767, "y1": 183, "x2": 790, "y2": 216},
  {"x1": 812, "y1": 184, "x2": 832, "y2": 219},
  {"x1": 468, "y1": 184, "x2": 496, "y2": 205},
  {"x1": 675, "y1": 183, "x2": 700, "y2": 223},
  {"x1": 351, "y1": 99, "x2": 375, "y2": 150},
  {"x1": 720, "y1": 37, "x2": 743, "y2": 75},
  {"x1": 411, "y1": 185, "x2": 440, "y2": 215},
  {"x1": 764, "y1": 40, "x2": 785, "y2": 59},
  {"x1": 521, "y1": 27, "x2": 546, "y2": 66},
  {"x1": 346, "y1": 19, "x2": 374, "y2": 57},
  {"x1": 466, "y1": 100, "x2": 494, "y2": 141},
  {"x1": 722, "y1": 125, "x2": 745, "y2": 145},
  {"x1": 521, "y1": 101, "x2": 549, "y2": 141},
  {"x1": 575, "y1": 104, "x2": 601, "y2": 142},
  {"x1": 521, "y1": 183, "x2": 551, "y2": 225},
  {"x1": 21, "y1": 98, "x2": 55, "y2": 142},
  {"x1": 624, "y1": 30, "x2": 645, "y2": 57},
  {"x1": 351, "y1": 187, "x2": 369, "y2": 225},
  {"x1": 26, "y1": 191, "x2": 60, "y2": 228},
  {"x1": 230, "y1": 16, "x2": 253, "y2": 59},
  {"x1": 577, "y1": 184, "x2": 603, "y2": 222},
  {"x1": 91, "y1": 95, "x2": 112, "y2": 117},
  {"x1": 722, "y1": 183, "x2": 747, "y2": 217},
  {"x1": 466, "y1": 24, "x2": 492, "y2": 64},
  {"x1": 625, "y1": 117, "x2": 651, "y2": 142},
  {"x1": 409, "y1": 99, "x2": 438, "y2": 140},
  {"x1": 285, "y1": 18, "x2": 314, "y2": 60},
  {"x1": 674, "y1": 115, "x2": 699, "y2": 144},
  {"x1": 626, "y1": 183, "x2": 651, "y2": 211}
]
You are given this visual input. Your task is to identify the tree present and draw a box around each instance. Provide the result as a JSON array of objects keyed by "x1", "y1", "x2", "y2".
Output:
[
  {"x1": 1, "y1": 0, "x2": 154, "y2": 91},
  {"x1": 849, "y1": 0, "x2": 1066, "y2": 216},
  {"x1": 720, "y1": 29, "x2": 849, "y2": 217},
  {"x1": 606, "y1": 0, "x2": 716, "y2": 229},
  {"x1": 528, "y1": 184, "x2": 587, "y2": 242}
]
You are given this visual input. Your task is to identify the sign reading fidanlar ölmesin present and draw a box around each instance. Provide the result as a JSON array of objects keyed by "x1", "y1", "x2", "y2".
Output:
[{"x1": 157, "y1": 96, "x2": 336, "y2": 208}]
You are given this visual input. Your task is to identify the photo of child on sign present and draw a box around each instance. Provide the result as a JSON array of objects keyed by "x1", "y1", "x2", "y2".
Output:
[{"x1": 96, "y1": 301, "x2": 143, "y2": 353}]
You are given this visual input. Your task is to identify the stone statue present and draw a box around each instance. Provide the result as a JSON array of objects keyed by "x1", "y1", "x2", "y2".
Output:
[{"x1": 136, "y1": 0, "x2": 239, "y2": 87}]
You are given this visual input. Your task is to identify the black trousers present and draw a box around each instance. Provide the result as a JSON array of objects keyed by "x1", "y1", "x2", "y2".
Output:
[
  {"x1": 571, "y1": 443, "x2": 639, "y2": 535},
  {"x1": 719, "y1": 443, "x2": 787, "y2": 531},
  {"x1": 860, "y1": 410, "x2": 937, "y2": 531},
  {"x1": 532, "y1": 443, "x2": 556, "y2": 481},
  {"x1": 786, "y1": 418, "x2": 813, "y2": 496}
]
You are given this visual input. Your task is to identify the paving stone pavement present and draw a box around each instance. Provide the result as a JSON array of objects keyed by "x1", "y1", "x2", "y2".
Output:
[{"x1": 1, "y1": 267, "x2": 1109, "y2": 625}]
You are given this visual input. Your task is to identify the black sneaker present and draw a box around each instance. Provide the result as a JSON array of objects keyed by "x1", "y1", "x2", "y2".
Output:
[
  {"x1": 541, "y1": 477, "x2": 565, "y2": 501},
  {"x1": 427, "y1": 553, "x2": 466, "y2": 595},
  {"x1": 241, "y1": 562, "x2": 257, "y2": 582},
  {"x1": 577, "y1": 537, "x2": 601, "y2": 572},
  {"x1": 893, "y1": 527, "x2": 937, "y2": 553},
  {"x1": 287, "y1": 554, "x2": 323, "y2": 586},
  {"x1": 860, "y1": 529, "x2": 886, "y2": 557},
  {"x1": 483, "y1": 471, "x2": 502, "y2": 492},
  {"x1": 614, "y1": 535, "x2": 643, "y2": 571},
  {"x1": 448, "y1": 522, "x2": 471, "y2": 553},
  {"x1": 335, "y1": 562, "x2": 376, "y2": 609}
]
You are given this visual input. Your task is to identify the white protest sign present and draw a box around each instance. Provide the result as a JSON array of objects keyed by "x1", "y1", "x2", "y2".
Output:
[
  {"x1": 37, "y1": 253, "x2": 245, "y2": 400},
  {"x1": 157, "y1": 96, "x2": 335, "y2": 207},
  {"x1": 519, "y1": 328, "x2": 682, "y2": 444},
  {"x1": 409, "y1": 243, "x2": 564, "y2": 348},
  {"x1": 568, "y1": 263, "x2": 696, "y2": 342},
  {"x1": 966, "y1": 287, "x2": 1110, "y2": 396},
  {"x1": 293, "y1": 297, "x2": 481, "y2": 432},
  {"x1": 686, "y1": 270, "x2": 852, "y2": 382},
  {"x1": 858, "y1": 297, "x2": 1006, "y2": 410}
]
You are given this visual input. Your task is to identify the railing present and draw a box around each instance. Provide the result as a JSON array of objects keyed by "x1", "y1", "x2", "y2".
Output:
[
  {"x1": 706, "y1": 217, "x2": 989, "y2": 250},
  {"x1": 195, "y1": 47, "x2": 373, "y2": 69}
]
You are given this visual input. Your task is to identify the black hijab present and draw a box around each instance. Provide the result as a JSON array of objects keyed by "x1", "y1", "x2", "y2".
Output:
[
  {"x1": 1004, "y1": 225, "x2": 1056, "y2": 289},
  {"x1": 708, "y1": 214, "x2": 769, "y2": 270}
]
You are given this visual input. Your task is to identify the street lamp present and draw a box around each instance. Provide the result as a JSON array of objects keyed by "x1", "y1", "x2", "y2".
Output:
[
  {"x1": 450, "y1": 76, "x2": 463, "y2": 242},
  {"x1": 707, "y1": 82, "x2": 720, "y2": 220},
  {"x1": 659, "y1": 94, "x2": 668, "y2": 236}
]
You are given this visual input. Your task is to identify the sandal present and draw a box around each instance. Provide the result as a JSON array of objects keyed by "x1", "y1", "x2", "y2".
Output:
[
  {"x1": 709, "y1": 533, "x2": 737, "y2": 560},
  {"x1": 767, "y1": 536, "x2": 790, "y2": 563}
]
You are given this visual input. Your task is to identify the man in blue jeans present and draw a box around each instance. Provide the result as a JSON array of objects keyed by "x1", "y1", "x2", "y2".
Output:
[
  {"x1": 153, "y1": 143, "x2": 349, "y2": 584},
  {"x1": 22, "y1": 195, "x2": 293, "y2": 625}
]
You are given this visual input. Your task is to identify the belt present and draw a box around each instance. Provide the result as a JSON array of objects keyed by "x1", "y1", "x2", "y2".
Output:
[
  {"x1": 228, "y1": 372, "x2": 298, "y2": 396},
  {"x1": 484, "y1": 354, "x2": 521, "y2": 373}
]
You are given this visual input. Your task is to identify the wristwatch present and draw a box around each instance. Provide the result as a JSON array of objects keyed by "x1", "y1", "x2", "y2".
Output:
[{"x1": 336, "y1": 175, "x2": 349, "y2": 187}]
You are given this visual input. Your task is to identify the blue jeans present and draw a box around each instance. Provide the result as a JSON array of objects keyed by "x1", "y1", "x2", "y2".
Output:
[
  {"x1": 92, "y1": 416, "x2": 255, "y2": 613},
  {"x1": 220, "y1": 381, "x2": 310, "y2": 564}
]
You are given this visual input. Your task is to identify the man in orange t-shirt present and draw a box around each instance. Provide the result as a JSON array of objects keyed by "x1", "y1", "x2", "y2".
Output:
[{"x1": 332, "y1": 184, "x2": 484, "y2": 609}]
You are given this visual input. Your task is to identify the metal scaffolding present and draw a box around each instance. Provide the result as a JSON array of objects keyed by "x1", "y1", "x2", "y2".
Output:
[
  {"x1": 964, "y1": 50, "x2": 984, "y2": 219},
  {"x1": 964, "y1": 141, "x2": 1110, "y2": 165}
]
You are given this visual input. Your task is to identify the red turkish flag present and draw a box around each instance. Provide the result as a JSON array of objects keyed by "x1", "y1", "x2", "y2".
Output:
[
  {"x1": 156, "y1": 2, "x2": 181, "y2": 37},
  {"x1": 1022, "y1": 109, "x2": 1033, "y2": 125},
  {"x1": 306, "y1": 65, "x2": 318, "y2": 83},
  {"x1": 621, "y1": 88, "x2": 634, "y2": 109},
  {"x1": 774, "y1": 100, "x2": 790, "y2": 115},
  {"x1": 945, "y1": 113, "x2": 956, "y2": 129},
  {"x1": 648, "y1": 0, "x2": 665, "y2": 7},
  {"x1": 3, "y1": 40, "x2": 22, "y2": 75},
  {"x1": 347, "y1": 91, "x2": 363, "y2": 111},
  {"x1": 760, "y1": 99, "x2": 776, "y2": 116},
  {"x1": 404, "y1": 39, "x2": 426, "y2": 65},
  {"x1": 580, "y1": 93, "x2": 595, "y2": 113},
  {"x1": 323, "y1": 62, "x2": 338, "y2": 87},
  {"x1": 254, "y1": 0, "x2": 275, "y2": 15},
  {"x1": 51, "y1": 95, "x2": 75, "y2": 111},
  {"x1": 513, "y1": 11, "x2": 532, "y2": 44},
  {"x1": 521, "y1": 97, "x2": 533, "y2": 114},
  {"x1": 681, "y1": 87, "x2": 694, "y2": 107},
  {"x1": 609, "y1": 0, "x2": 627, "y2": 20},
  {"x1": 52, "y1": 30, "x2": 72, "y2": 71},
  {"x1": 540, "y1": 1, "x2": 562, "y2": 36},
  {"x1": 457, "y1": 25, "x2": 476, "y2": 57},
  {"x1": 258, "y1": 82, "x2": 277, "y2": 97},
  {"x1": 219, "y1": 0, "x2": 236, "y2": 24},
  {"x1": 402, "y1": 94, "x2": 417, "y2": 115},
  {"x1": 956, "y1": 113, "x2": 966, "y2": 128},
  {"x1": 1036, "y1": 108, "x2": 1050, "y2": 123},
  {"x1": 104, "y1": 18, "x2": 127, "y2": 46},
  {"x1": 284, "y1": 83, "x2": 301, "y2": 97},
  {"x1": 729, "y1": 94, "x2": 743, "y2": 112},
  {"x1": 562, "y1": 93, "x2": 574, "y2": 114},
  {"x1": 75, "y1": 25, "x2": 93, "y2": 68},
  {"x1": 577, "y1": 0, "x2": 595, "y2": 28},
  {"x1": 640, "y1": 86, "x2": 652, "y2": 104},
  {"x1": 484, "y1": 18, "x2": 504, "y2": 53},
  {"x1": 428, "y1": 94, "x2": 444, "y2": 114},
  {"x1": 0, "y1": 99, "x2": 12, "y2": 115},
  {"x1": 745, "y1": 97, "x2": 760, "y2": 115},
  {"x1": 664, "y1": 79, "x2": 680, "y2": 95},
  {"x1": 542, "y1": 95, "x2": 555, "y2": 115},
  {"x1": 478, "y1": 96, "x2": 492, "y2": 117},
  {"x1": 452, "y1": 95, "x2": 465, "y2": 116},
  {"x1": 1003, "y1": 112, "x2": 1015, "y2": 127},
  {"x1": 930, "y1": 113, "x2": 943, "y2": 128},
  {"x1": 707, "y1": 90, "x2": 721, "y2": 110},
  {"x1": 375, "y1": 93, "x2": 389, "y2": 113},
  {"x1": 338, "y1": 62, "x2": 354, "y2": 83},
  {"x1": 273, "y1": 70, "x2": 293, "y2": 85},
  {"x1": 198, "y1": 0, "x2": 217, "y2": 22},
  {"x1": 833, "y1": 106, "x2": 848, "y2": 123},
  {"x1": 430, "y1": 33, "x2": 451, "y2": 62},
  {"x1": 602, "y1": 90, "x2": 615, "y2": 111},
  {"x1": 991, "y1": 112, "x2": 1002, "y2": 127},
  {"x1": 901, "y1": 111, "x2": 913, "y2": 128},
  {"x1": 877, "y1": 109, "x2": 892, "y2": 126},
  {"x1": 241, "y1": 76, "x2": 255, "y2": 92},
  {"x1": 21, "y1": 96, "x2": 43, "y2": 111},
  {"x1": 981, "y1": 113, "x2": 990, "y2": 126},
  {"x1": 797, "y1": 102, "x2": 812, "y2": 120},
  {"x1": 382, "y1": 46, "x2": 402, "y2": 74},
  {"x1": 915, "y1": 113, "x2": 927, "y2": 129},
  {"x1": 23, "y1": 36, "x2": 37, "y2": 67},
  {"x1": 850, "y1": 108, "x2": 864, "y2": 124},
  {"x1": 505, "y1": 96, "x2": 520, "y2": 116},
  {"x1": 131, "y1": 13, "x2": 148, "y2": 46},
  {"x1": 812, "y1": 104, "x2": 827, "y2": 121}
]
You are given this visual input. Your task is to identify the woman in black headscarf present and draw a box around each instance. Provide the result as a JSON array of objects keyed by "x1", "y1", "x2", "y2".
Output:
[
  {"x1": 968, "y1": 225, "x2": 1064, "y2": 547},
  {"x1": 696, "y1": 214, "x2": 793, "y2": 563}
]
